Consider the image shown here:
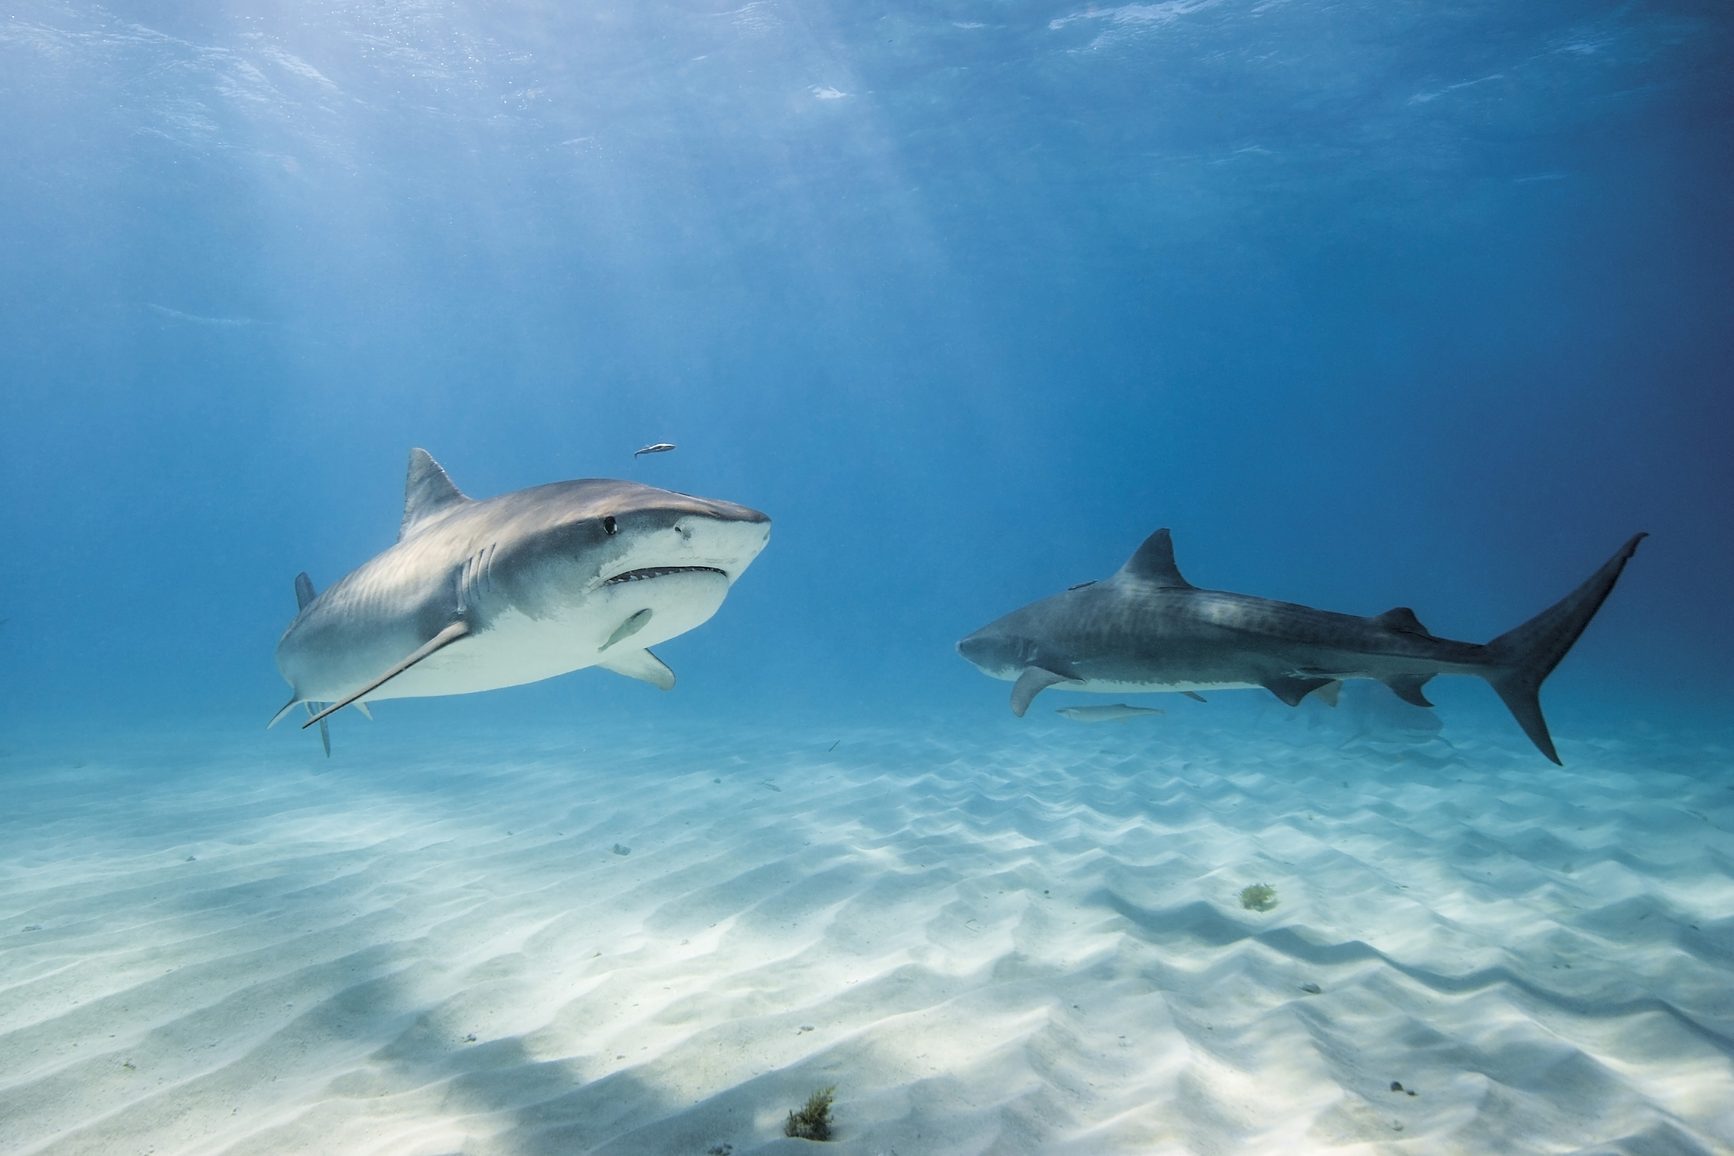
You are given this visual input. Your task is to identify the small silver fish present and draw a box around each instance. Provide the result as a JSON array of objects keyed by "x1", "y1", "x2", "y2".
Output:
[
  {"x1": 634, "y1": 442, "x2": 677, "y2": 457},
  {"x1": 1055, "y1": 704, "x2": 1165, "y2": 723}
]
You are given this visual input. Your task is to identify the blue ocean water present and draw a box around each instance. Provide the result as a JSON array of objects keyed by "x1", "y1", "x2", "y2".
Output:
[
  {"x1": 1, "y1": 4, "x2": 1732, "y2": 1152},
  {"x1": 2, "y1": 2, "x2": 1730, "y2": 751}
]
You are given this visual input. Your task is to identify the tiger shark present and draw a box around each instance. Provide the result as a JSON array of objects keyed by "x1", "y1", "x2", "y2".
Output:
[
  {"x1": 958, "y1": 528, "x2": 1645, "y2": 763},
  {"x1": 270, "y1": 449, "x2": 771, "y2": 753}
]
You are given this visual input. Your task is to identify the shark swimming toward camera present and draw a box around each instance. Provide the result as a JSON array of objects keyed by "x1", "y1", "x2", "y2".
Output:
[
  {"x1": 270, "y1": 449, "x2": 771, "y2": 754},
  {"x1": 958, "y1": 528, "x2": 1645, "y2": 763}
]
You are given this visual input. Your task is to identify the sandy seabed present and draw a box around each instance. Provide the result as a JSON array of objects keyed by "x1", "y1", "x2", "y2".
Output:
[{"x1": 2, "y1": 714, "x2": 1731, "y2": 1155}]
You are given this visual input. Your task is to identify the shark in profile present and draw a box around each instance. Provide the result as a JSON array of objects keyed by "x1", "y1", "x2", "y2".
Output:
[
  {"x1": 271, "y1": 449, "x2": 770, "y2": 753},
  {"x1": 958, "y1": 528, "x2": 1644, "y2": 763}
]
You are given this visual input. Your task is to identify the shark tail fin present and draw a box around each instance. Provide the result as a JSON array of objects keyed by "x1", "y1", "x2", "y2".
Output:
[{"x1": 1480, "y1": 533, "x2": 1646, "y2": 764}]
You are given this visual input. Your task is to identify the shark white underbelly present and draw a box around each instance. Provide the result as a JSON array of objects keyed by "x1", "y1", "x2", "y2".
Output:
[{"x1": 271, "y1": 450, "x2": 770, "y2": 753}]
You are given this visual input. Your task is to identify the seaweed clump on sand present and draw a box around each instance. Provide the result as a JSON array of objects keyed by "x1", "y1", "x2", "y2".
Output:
[
  {"x1": 1239, "y1": 882, "x2": 1278, "y2": 912},
  {"x1": 784, "y1": 1085, "x2": 836, "y2": 1141}
]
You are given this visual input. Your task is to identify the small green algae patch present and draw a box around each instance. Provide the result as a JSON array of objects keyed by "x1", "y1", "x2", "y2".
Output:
[
  {"x1": 784, "y1": 1085, "x2": 836, "y2": 1141},
  {"x1": 1239, "y1": 883, "x2": 1278, "y2": 912}
]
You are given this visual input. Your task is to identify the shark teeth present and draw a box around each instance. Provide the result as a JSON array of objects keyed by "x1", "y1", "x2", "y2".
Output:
[{"x1": 604, "y1": 566, "x2": 726, "y2": 585}]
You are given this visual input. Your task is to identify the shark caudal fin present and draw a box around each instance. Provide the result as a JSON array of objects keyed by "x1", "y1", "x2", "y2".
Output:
[{"x1": 1480, "y1": 533, "x2": 1646, "y2": 764}]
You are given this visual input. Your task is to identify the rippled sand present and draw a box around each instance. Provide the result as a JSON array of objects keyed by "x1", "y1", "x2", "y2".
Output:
[{"x1": 2, "y1": 716, "x2": 1730, "y2": 1154}]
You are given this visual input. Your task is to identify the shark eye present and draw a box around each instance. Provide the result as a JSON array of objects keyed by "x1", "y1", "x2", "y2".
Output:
[{"x1": 602, "y1": 515, "x2": 619, "y2": 536}]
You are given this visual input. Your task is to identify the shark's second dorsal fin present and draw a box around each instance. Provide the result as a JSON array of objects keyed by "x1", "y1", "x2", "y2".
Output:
[
  {"x1": 1118, "y1": 528, "x2": 1192, "y2": 588},
  {"x1": 1371, "y1": 606, "x2": 1430, "y2": 635},
  {"x1": 401, "y1": 448, "x2": 470, "y2": 540}
]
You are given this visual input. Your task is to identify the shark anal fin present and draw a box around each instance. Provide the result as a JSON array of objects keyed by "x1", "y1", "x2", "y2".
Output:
[
  {"x1": 302, "y1": 620, "x2": 472, "y2": 730},
  {"x1": 1011, "y1": 666, "x2": 1072, "y2": 717},
  {"x1": 598, "y1": 648, "x2": 675, "y2": 690},
  {"x1": 1262, "y1": 676, "x2": 1338, "y2": 707},
  {"x1": 602, "y1": 608, "x2": 653, "y2": 652},
  {"x1": 1182, "y1": 691, "x2": 1208, "y2": 703},
  {"x1": 1382, "y1": 674, "x2": 1435, "y2": 708}
]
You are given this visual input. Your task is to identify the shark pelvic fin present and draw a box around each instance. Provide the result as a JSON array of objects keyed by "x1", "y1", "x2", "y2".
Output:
[
  {"x1": 267, "y1": 696, "x2": 300, "y2": 729},
  {"x1": 294, "y1": 571, "x2": 317, "y2": 610},
  {"x1": 1118, "y1": 528, "x2": 1193, "y2": 588},
  {"x1": 1182, "y1": 691, "x2": 1208, "y2": 703},
  {"x1": 401, "y1": 449, "x2": 471, "y2": 540},
  {"x1": 1481, "y1": 532, "x2": 1646, "y2": 765},
  {"x1": 354, "y1": 701, "x2": 373, "y2": 720},
  {"x1": 1382, "y1": 674, "x2": 1435, "y2": 708},
  {"x1": 1313, "y1": 680, "x2": 1343, "y2": 708},
  {"x1": 302, "y1": 620, "x2": 473, "y2": 729},
  {"x1": 1262, "y1": 675, "x2": 1338, "y2": 707},
  {"x1": 303, "y1": 702, "x2": 332, "y2": 757},
  {"x1": 1011, "y1": 666, "x2": 1072, "y2": 716},
  {"x1": 598, "y1": 648, "x2": 675, "y2": 690}
]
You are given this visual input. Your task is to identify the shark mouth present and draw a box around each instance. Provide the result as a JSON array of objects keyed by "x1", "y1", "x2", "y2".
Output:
[{"x1": 604, "y1": 565, "x2": 727, "y2": 586}]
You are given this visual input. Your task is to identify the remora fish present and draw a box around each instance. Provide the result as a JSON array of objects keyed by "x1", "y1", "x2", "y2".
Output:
[
  {"x1": 1056, "y1": 704, "x2": 1165, "y2": 723},
  {"x1": 958, "y1": 528, "x2": 1644, "y2": 763},
  {"x1": 270, "y1": 449, "x2": 770, "y2": 753}
]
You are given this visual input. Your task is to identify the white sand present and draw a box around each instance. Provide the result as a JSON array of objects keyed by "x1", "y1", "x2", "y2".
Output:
[{"x1": 1, "y1": 717, "x2": 1731, "y2": 1154}]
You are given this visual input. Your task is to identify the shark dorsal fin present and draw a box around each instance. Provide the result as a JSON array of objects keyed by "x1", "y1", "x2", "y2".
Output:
[
  {"x1": 1372, "y1": 606, "x2": 1429, "y2": 635},
  {"x1": 401, "y1": 448, "x2": 470, "y2": 540},
  {"x1": 1118, "y1": 528, "x2": 1192, "y2": 588}
]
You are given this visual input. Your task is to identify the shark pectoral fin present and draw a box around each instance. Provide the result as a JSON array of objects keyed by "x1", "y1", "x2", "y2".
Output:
[
  {"x1": 598, "y1": 648, "x2": 675, "y2": 690},
  {"x1": 1182, "y1": 691, "x2": 1208, "y2": 703},
  {"x1": 302, "y1": 621, "x2": 472, "y2": 730},
  {"x1": 1382, "y1": 674, "x2": 1435, "y2": 708},
  {"x1": 601, "y1": 608, "x2": 653, "y2": 652},
  {"x1": 1010, "y1": 666, "x2": 1071, "y2": 717},
  {"x1": 1262, "y1": 676, "x2": 1338, "y2": 707}
]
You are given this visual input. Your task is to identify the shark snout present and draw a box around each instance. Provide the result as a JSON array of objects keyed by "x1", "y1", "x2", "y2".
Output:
[
  {"x1": 663, "y1": 504, "x2": 771, "y2": 578},
  {"x1": 666, "y1": 491, "x2": 769, "y2": 526},
  {"x1": 956, "y1": 632, "x2": 1001, "y2": 672}
]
